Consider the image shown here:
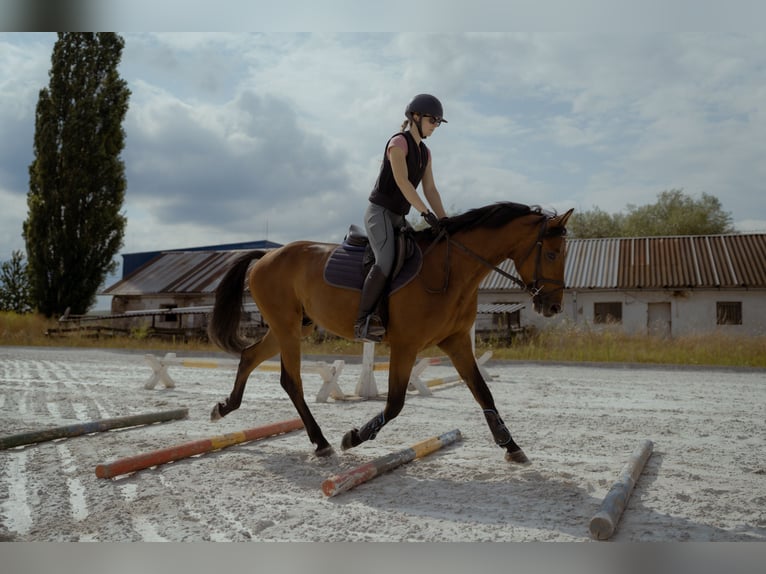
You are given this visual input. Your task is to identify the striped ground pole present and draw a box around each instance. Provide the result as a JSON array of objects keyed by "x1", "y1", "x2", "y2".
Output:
[
  {"x1": 0, "y1": 408, "x2": 189, "y2": 450},
  {"x1": 321, "y1": 429, "x2": 463, "y2": 497},
  {"x1": 95, "y1": 418, "x2": 304, "y2": 478}
]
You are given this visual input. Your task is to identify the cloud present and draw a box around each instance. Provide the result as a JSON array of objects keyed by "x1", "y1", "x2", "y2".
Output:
[
  {"x1": 0, "y1": 35, "x2": 51, "y2": 194},
  {"x1": 0, "y1": 190, "x2": 29, "y2": 260},
  {"x1": 123, "y1": 84, "x2": 355, "y2": 248},
  {"x1": 2, "y1": 31, "x2": 766, "y2": 269}
]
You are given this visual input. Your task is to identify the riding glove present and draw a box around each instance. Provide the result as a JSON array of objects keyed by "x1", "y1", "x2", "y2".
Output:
[{"x1": 422, "y1": 211, "x2": 442, "y2": 232}]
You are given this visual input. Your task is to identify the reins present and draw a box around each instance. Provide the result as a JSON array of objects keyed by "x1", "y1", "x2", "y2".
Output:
[
  {"x1": 450, "y1": 237, "x2": 530, "y2": 291},
  {"x1": 421, "y1": 216, "x2": 563, "y2": 298}
]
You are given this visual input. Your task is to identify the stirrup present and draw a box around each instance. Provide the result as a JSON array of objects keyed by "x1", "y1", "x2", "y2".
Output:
[{"x1": 354, "y1": 315, "x2": 385, "y2": 342}]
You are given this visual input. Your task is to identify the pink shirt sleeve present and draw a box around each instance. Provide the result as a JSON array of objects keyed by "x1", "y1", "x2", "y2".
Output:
[
  {"x1": 386, "y1": 134, "x2": 430, "y2": 163},
  {"x1": 386, "y1": 134, "x2": 408, "y2": 159}
]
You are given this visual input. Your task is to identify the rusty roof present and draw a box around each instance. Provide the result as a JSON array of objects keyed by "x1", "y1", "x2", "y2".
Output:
[
  {"x1": 481, "y1": 233, "x2": 766, "y2": 291},
  {"x1": 103, "y1": 250, "x2": 254, "y2": 295},
  {"x1": 104, "y1": 233, "x2": 766, "y2": 296}
]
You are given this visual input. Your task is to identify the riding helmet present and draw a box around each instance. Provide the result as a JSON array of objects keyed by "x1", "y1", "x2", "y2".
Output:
[{"x1": 405, "y1": 94, "x2": 448, "y2": 123}]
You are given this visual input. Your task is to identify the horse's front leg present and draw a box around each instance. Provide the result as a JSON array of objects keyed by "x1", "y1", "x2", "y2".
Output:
[
  {"x1": 341, "y1": 349, "x2": 415, "y2": 450},
  {"x1": 278, "y1": 336, "x2": 334, "y2": 457},
  {"x1": 438, "y1": 332, "x2": 529, "y2": 464}
]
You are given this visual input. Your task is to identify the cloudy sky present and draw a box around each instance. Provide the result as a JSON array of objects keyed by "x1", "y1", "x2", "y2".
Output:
[{"x1": 2, "y1": 30, "x2": 765, "y2": 290}]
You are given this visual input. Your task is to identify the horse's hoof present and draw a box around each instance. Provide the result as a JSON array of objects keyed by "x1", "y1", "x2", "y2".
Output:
[
  {"x1": 341, "y1": 429, "x2": 359, "y2": 451},
  {"x1": 316, "y1": 445, "x2": 335, "y2": 458},
  {"x1": 506, "y1": 449, "x2": 530, "y2": 464},
  {"x1": 210, "y1": 404, "x2": 222, "y2": 421}
]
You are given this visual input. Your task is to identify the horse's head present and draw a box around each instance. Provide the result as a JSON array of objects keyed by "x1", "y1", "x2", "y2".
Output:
[
  {"x1": 513, "y1": 208, "x2": 573, "y2": 317},
  {"x1": 426, "y1": 202, "x2": 572, "y2": 317}
]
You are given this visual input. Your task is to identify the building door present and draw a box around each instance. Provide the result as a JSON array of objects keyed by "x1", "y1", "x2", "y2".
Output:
[{"x1": 647, "y1": 302, "x2": 671, "y2": 337}]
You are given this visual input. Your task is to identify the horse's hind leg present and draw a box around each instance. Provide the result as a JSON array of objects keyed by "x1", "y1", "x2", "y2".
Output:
[
  {"x1": 438, "y1": 332, "x2": 529, "y2": 464},
  {"x1": 211, "y1": 328, "x2": 280, "y2": 420}
]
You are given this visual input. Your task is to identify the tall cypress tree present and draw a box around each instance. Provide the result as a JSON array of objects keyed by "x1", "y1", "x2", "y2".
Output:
[{"x1": 24, "y1": 33, "x2": 130, "y2": 316}]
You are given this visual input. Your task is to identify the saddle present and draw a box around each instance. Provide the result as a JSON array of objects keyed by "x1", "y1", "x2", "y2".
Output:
[{"x1": 323, "y1": 224, "x2": 422, "y2": 295}]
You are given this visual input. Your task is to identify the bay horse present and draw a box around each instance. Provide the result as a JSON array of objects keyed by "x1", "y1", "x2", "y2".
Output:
[{"x1": 208, "y1": 202, "x2": 573, "y2": 463}]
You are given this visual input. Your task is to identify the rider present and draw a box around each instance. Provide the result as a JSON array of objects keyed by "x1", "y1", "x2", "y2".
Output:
[{"x1": 353, "y1": 93, "x2": 449, "y2": 342}]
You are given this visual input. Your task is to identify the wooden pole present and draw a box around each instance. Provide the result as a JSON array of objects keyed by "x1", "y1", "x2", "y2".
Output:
[
  {"x1": 0, "y1": 408, "x2": 189, "y2": 450},
  {"x1": 321, "y1": 429, "x2": 462, "y2": 497},
  {"x1": 95, "y1": 418, "x2": 304, "y2": 478},
  {"x1": 589, "y1": 439, "x2": 654, "y2": 540}
]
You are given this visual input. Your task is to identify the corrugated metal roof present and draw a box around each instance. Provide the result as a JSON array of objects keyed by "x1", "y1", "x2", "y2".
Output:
[
  {"x1": 120, "y1": 239, "x2": 282, "y2": 278},
  {"x1": 103, "y1": 250, "x2": 253, "y2": 295},
  {"x1": 477, "y1": 303, "x2": 526, "y2": 314},
  {"x1": 480, "y1": 233, "x2": 766, "y2": 291},
  {"x1": 612, "y1": 234, "x2": 766, "y2": 288},
  {"x1": 566, "y1": 238, "x2": 621, "y2": 288},
  {"x1": 104, "y1": 233, "x2": 766, "y2": 296}
]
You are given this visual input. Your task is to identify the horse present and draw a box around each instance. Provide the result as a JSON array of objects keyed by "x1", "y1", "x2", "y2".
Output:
[{"x1": 207, "y1": 202, "x2": 573, "y2": 463}]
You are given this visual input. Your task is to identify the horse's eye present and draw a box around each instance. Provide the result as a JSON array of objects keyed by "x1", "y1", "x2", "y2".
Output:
[{"x1": 546, "y1": 251, "x2": 558, "y2": 262}]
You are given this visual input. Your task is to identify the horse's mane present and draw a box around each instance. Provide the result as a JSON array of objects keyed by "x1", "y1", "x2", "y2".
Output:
[{"x1": 414, "y1": 202, "x2": 547, "y2": 240}]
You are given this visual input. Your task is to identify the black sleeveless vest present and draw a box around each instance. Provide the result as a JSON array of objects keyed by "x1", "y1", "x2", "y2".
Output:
[{"x1": 368, "y1": 131, "x2": 429, "y2": 216}]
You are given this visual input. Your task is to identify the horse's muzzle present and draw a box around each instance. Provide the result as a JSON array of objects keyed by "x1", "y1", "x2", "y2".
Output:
[{"x1": 534, "y1": 297, "x2": 562, "y2": 317}]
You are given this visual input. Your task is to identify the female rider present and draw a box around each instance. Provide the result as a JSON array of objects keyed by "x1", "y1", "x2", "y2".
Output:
[{"x1": 354, "y1": 94, "x2": 449, "y2": 342}]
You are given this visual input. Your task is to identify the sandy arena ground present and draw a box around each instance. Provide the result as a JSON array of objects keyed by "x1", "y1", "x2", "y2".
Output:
[{"x1": 0, "y1": 345, "x2": 764, "y2": 543}]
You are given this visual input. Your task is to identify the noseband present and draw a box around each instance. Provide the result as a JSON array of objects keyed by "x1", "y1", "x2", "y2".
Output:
[
  {"x1": 424, "y1": 216, "x2": 565, "y2": 301},
  {"x1": 515, "y1": 217, "x2": 567, "y2": 302}
]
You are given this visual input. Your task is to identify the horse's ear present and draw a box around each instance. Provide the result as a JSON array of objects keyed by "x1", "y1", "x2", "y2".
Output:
[{"x1": 552, "y1": 208, "x2": 574, "y2": 228}]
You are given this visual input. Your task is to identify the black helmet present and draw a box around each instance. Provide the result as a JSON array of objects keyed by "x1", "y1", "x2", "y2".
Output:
[{"x1": 405, "y1": 94, "x2": 447, "y2": 123}]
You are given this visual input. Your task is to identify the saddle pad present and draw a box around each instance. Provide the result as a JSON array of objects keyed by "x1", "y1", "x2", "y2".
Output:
[{"x1": 323, "y1": 241, "x2": 422, "y2": 295}]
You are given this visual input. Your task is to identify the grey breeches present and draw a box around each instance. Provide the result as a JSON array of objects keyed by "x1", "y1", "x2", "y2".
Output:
[{"x1": 364, "y1": 203, "x2": 405, "y2": 277}]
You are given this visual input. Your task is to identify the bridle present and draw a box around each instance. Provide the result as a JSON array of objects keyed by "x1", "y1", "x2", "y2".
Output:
[{"x1": 423, "y1": 215, "x2": 566, "y2": 301}]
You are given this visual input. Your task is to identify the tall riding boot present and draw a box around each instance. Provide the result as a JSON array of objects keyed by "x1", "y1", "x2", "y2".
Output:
[{"x1": 354, "y1": 265, "x2": 388, "y2": 342}]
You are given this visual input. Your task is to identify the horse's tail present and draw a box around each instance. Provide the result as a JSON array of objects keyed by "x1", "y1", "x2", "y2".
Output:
[{"x1": 208, "y1": 250, "x2": 266, "y2": 355}]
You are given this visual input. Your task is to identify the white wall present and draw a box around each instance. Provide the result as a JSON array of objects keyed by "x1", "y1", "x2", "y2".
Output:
[{"x1": 525, "y1": 289, "x2": 766, "y2": 336}]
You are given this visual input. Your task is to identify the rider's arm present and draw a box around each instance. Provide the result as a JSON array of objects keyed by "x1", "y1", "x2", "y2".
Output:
[
  {"x1": 420, "y1": 157, "x2": 447, "y2": 219},
  {"x1": 388, "y1": 145, "x2": 430, "y2": 216}
]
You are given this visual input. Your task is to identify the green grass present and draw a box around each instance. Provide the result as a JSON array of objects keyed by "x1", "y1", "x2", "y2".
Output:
[{"x1": 1, "y1": 312, "x2": 764, "y2": 368}]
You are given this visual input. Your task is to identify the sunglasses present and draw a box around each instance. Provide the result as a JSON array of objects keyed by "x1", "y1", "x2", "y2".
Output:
[{"x1": 423, "y1": 114, "x2": 444, "y2": 126}]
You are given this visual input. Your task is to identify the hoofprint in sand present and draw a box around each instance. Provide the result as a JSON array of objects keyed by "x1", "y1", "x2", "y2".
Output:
[{"x1": 0, "y1": 346, "x2": 763, "y2": 542}]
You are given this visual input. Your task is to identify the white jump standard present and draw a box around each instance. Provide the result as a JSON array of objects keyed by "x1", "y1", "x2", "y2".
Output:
[{"x1": 355, "y1": 341, "x2": 493, "y2": 399}]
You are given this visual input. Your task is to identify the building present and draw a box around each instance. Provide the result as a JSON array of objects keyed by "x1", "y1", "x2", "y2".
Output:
[
  {"x1": 102, "y1": 240, "x2": 280, "y2": 337},
  {"x1": 102, "y1": 233, "x2": 766, "y2": 339},
  {"x1": 477, "y1": 233, "x2": 766, "y2": 337}
]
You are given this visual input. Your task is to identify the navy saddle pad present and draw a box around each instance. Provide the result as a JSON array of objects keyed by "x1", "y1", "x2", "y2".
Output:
[{"x1": 323, "y1": 226, "x2": 422, "y2": 294}]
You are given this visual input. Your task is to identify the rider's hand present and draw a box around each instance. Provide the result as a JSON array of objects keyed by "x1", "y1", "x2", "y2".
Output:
[{"x1": 422, "y1": 211, "x2": 442, "y2": 232}]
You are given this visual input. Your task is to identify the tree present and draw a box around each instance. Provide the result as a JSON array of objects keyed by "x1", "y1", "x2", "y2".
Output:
[
  {"x1": 569, "y1": 189, "x2": 735, "y2": 238},
  {"x1": 622, "y1": 189, "x2": 735, "y2": 237},
  {"x1": 0, "y1": 251, "x2": 33, "y2": 314},
  {"x1": 566, "y1": 206, "x2": 625, "y2": 239},
  {"x1": 23, "y1": 33, "x2": 130, "y2": 317}
]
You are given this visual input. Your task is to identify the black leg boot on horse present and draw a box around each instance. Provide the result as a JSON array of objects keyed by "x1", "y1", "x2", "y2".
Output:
[{"x1": 354, "y1": 264, "x2": 388, "y2": 342}]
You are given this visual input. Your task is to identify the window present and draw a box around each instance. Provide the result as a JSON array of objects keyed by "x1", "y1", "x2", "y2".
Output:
[
  {"x1": 492, "y1": 305, "x2": 521, "y2": 330},
  {"x1": 594, "y1": 302, "x2": 622, "y2": 324},
  {"x1": 160, "y1": 304, "x2": 178, "y2": 323},
  {"x1": 716, "y1": 302, "x2": 742, "y2": 325}
]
